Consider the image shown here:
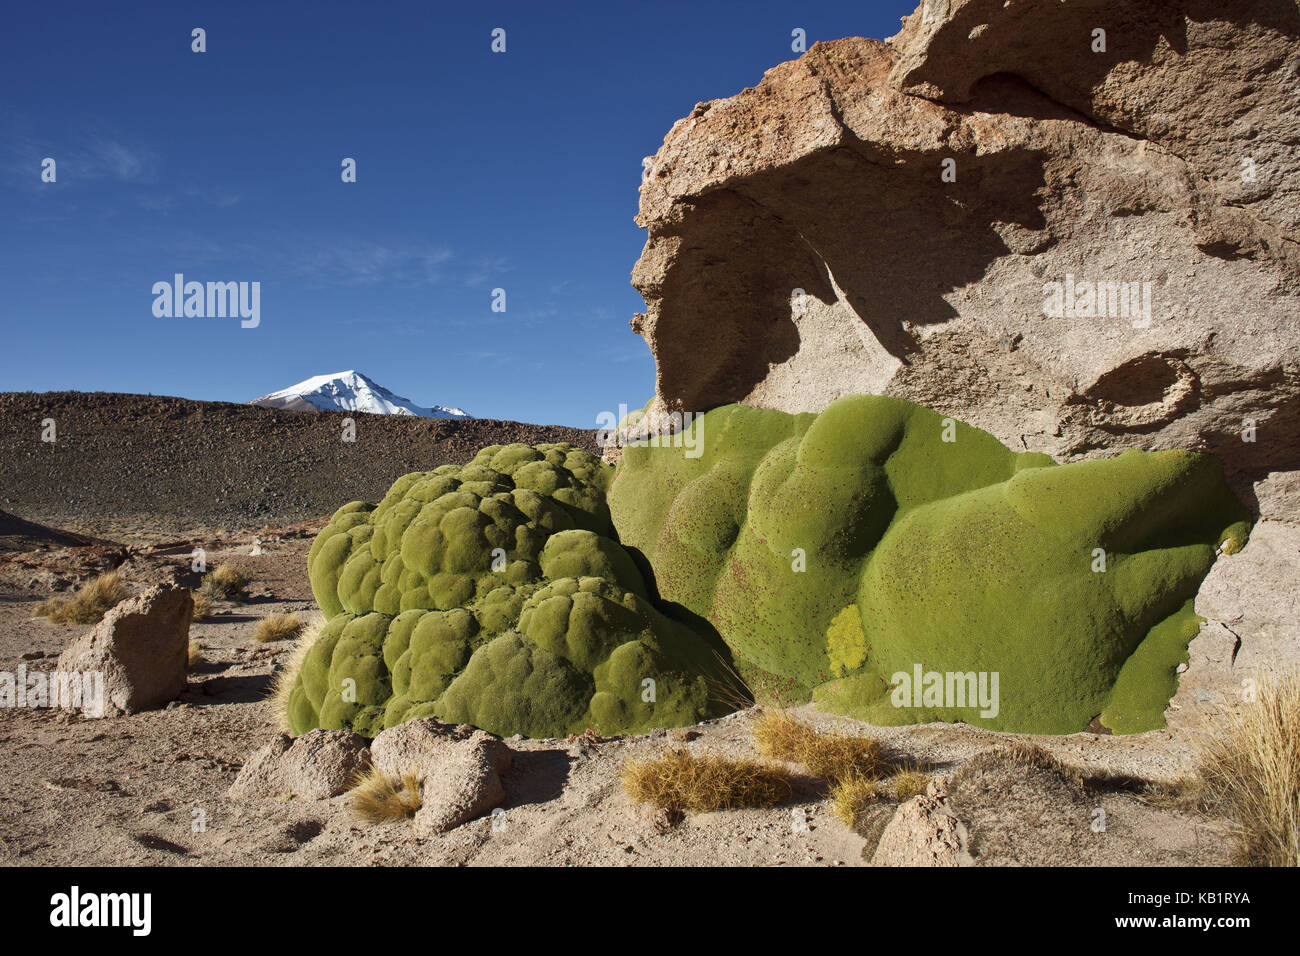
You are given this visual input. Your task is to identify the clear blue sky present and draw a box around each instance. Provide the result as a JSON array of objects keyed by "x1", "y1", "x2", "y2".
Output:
[{"x1": 2, "y1": 0, "x2": 915, "y2": 427}]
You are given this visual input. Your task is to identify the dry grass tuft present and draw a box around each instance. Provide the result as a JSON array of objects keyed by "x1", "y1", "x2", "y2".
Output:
[
  {"x1": 752, "y1": 710, "x2": 936, "y2": 829},
  {"x1": 1136, "y1": 774, "x2": 1206, "y2": 812},
  {"x1": 200, "y1": 564, "x2": 249, "y2": 601},
  {"x1": 34, "y1": 571, "x2": 128, "y2": 625},
  {"x1": 889, "y1": 765, "x2": 930, "y2": 801},
  {"x1": 254, "y1": 612, "x2": 303, "y2": 644},
  {"x1": 267, "y1": 618, "x2": 320, "y2": 732},
  {"x1": 753, "y1": 708, "x2": 884, "y2": 784},
  {"x1": 621, "y1": 748, "x2": 794, "y2": 814},
  {"x1": 1195, "y1": 670, "x2": 1300, "y2": 866},
  {"x1": 831, "y1": 774, "x2": 879, "y2": 826},
  {"x1": 190, "y1": 592, "x2": 213, "y2": 621},
  {"x1": 349, "y1": 765, "x2": 423, "y2": 824},
  {"x1": 187, "y1": 639, "x2": 204, "y2": 671},
  {"x1": 956, "y1": 740, "x2": 1084, "y2": 788},
  {"x1": 704, "y1": 650, "x2": 756, "y2": 713}
]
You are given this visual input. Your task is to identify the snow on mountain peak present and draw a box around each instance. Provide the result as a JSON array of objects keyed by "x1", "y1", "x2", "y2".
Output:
[{"x1": 250, "y1": 371, "x2": 470, "y2": 418}]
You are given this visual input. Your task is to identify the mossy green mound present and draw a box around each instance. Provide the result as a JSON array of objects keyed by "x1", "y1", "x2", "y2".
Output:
[
  {"x1": 287, "y1": 442, "x2": 736, "y2": 739},
  {"x1": 609, "y1": 395, "x2": 1251, "y2": 734}
]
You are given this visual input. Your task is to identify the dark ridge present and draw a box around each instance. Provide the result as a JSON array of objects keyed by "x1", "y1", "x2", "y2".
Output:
[{"x1": 0, "y1": 391, "x2": 599, "y2": 535}]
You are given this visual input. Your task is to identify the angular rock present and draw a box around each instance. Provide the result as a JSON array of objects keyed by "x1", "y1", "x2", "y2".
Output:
[
  {"x1": 631, "y1": 0, "x2": 1300, "y2": 486},
  {"x1": 1180, "y1": 507, "x2": 1300, "y2": 730},
  {"x1": 56, "y1": 584, "x2": 192, "y2": 716},
  {"x1": 871, "y1": 777, "x2": 973, "y2": 867},
  {"x1": 369, "y1": 719, "x2": 512, "y2": 836},
  {"x1": 228, "y1": 730, "x2": 370, "y2": 800}
]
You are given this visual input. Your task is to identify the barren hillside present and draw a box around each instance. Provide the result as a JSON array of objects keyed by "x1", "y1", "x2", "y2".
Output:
[{"x1": 0, "y1": 392, "x2": 598, "y2": 538}]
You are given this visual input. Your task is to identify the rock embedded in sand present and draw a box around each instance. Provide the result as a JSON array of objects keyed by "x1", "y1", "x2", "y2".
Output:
[
  {"x1": 56, "y1": 584, "x2": 192, "y2": 716},
  {"x1": 228, "y1": 729, "x2": 371, "y2": 800},
  {"x1": 368, "y1": 718, "x2": 512, "y2": 836},
  {"x1": 871, "y1": 777, "x2": 973, "y2": 867}
]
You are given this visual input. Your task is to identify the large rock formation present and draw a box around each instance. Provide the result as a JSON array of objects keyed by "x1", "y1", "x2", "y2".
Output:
[{"x1": 631, "y1": 0, "x2": 1299, "y2": 493}]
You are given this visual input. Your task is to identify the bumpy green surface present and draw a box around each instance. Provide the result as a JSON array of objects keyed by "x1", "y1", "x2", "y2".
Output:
[
  {"x1": 609, "y1": 395, "x2": 1251, "y2": 734},
  {"x1": 287, "y1": 443, "x2": 735, "y2": 739}
]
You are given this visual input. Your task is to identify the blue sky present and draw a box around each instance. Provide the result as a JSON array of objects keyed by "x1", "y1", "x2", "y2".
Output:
[{"x1": 2, "y1": 0, "x2": 915, "y2": 427}]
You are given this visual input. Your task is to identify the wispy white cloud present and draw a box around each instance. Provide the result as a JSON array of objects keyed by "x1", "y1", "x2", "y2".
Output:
[
  {"x1": 137, "y1": 188, "x2": 244, "y2": 213},
  {"x1": 127, "y1": 230, "x2": 457, "y2": 289},
  {"x1": 324, "y1": 316, "x2": 439, "y2": 337},
  {"x1": 457, "y1": 349, "x2": 509, "y2": 361},
  {"x1": 512, "y1": 305, "x2": 560, "y2": 323},
  {"x1": 82, "y1": 132, "x2": 152, "y2": 181},
  {"x1": 609, "y1": 345, "x2": 652, "y2": 363},
  {"x1": 0, "y1": 105, "x2": 160, "y2": 202},
  {"x1": 280, "y1": 239, "x2": 454, "y2": 286},
  {"x1": 4, "y1": 128, "x2": 157, "y2": 186},
  {"x1": 463, "y1": 255, "x2": 511, "y2": 288}
]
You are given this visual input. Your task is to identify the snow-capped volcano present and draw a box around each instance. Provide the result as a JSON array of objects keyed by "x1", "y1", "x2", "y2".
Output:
[{"x1": 250, "y1": 370, "x2": 470, "y2": 418}]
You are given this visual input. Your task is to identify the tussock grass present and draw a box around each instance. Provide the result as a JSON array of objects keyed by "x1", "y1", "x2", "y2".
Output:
[
  {"x1": 704, "y1": 650, "x2": 756, "y2": 713},
  {"x1": 34, "y1": 571, "x2": 128, "y2": 625},
  {"x1": 621, "y1": 748, "x2": 793, "y2": 814},
  {"x1": 956, "y1": 740, "x2": 1085, "y2": 788},
  {"x1": 190, "y1": 592, "x2": 213, "y2": 621},
  {"x1": 753, "y1": 710, "x2": 935, "y2": 829},
  {"x1": 831, "y1": 775, "x2": 879, "y2": 826},
  {"x1": 753, "y1": 708, "x2": 885, "y2": 784},
  {"x1": 349, "y1": 766, "x2": 423, "y2": 824},
  {"x1": 1196, "y1": 671, "x2": 1300, "y2": 866},
  {"x1": 200, "y1": 564, "x2": 249, "y2": 601},
  {"x1": 1135, "y1": 774, "x2": 1205, "y2": 812},
  {"x1": 254, "y1": 612, "x2": 303, "y2": 644},
  {"x1": 889, "y1": 765, "x2": 930, "y2": 801},
  {"x1": 187, "y1": 639, "x2": 204, "y2": 671},
  {"x1": 268, "y1": 618, "x2": 320, "y2": 732}
]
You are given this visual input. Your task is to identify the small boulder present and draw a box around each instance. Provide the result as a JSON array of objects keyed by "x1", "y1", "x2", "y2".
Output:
[
  {"x1": 871, "y1": 777, "x2": 974, "y2": 867},
  {"x1": 56, "y1": 584, "x2": 192, "y2": 716},
  {"x1": 229, "y1": 730, "x2": 370, "y2": 800},
  {"x1": 369, "y1": 719, "x2": 513, "y2": 836}
]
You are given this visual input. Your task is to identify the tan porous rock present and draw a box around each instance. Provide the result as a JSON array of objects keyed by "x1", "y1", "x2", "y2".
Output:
[
  {"x1": 56, "y1": 584, "x2": 192, "y2": 716},
  {"x1": 871, "y1": 776, "x2": 974, "y2": 866},
  {"x1": 229, "y1": 730, "x2": 371, "y2": 800},
  {"x1": 369, "y1": 718, "x2": 513, "y2": 836}
]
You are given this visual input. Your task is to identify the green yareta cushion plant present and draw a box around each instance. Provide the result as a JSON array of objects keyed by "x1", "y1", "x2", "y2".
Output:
[
  {"x1": 287, "y1": 442, "x2": 739, "y2": 739},
  {"x1": 608, "y1": 395, "x2": 1251, "y2": 734},
  {"x1": 289, "y1": 398, "x2": 1250, "y2": 739}
]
